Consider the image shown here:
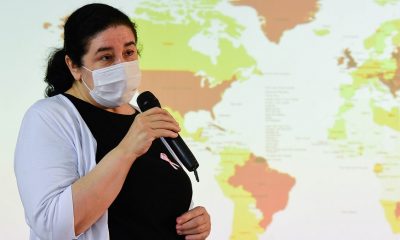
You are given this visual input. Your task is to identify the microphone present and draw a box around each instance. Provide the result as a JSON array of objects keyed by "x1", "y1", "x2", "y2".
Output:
[{"x1": 137, "y1": 91, "x2": 200, "y2": 182}]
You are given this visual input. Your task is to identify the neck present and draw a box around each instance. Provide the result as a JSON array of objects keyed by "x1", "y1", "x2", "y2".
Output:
[{"x1": 66, "y1": 82, "x2": 135, "y2": 115}]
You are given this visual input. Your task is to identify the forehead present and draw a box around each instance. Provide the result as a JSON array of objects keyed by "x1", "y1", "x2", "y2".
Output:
[{"x1": 87, "y1": 25, "x2": 136, "y2": 51}]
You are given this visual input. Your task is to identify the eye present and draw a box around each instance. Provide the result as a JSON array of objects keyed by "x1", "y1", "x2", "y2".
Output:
[
  {"x1": 124, "y1": 49, "x2": 136, "y2": 58},
  {"x1": 100, "y1": 54, "x2": 114, "y2": 62}
]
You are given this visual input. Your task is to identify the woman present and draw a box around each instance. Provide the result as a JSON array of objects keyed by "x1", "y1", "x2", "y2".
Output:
[{"x1": 14, "y1": 3, "x2": 211, "y2": 240}]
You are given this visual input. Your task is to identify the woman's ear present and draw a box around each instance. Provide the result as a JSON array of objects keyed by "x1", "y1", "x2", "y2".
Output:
[{"x1": 65, "y1": 55, "x2": 82, "y2": 81}]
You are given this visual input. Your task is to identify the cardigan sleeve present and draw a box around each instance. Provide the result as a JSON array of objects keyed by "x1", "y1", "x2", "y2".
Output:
[{"x1": 14, "y1": 103, "x2": 80, "y2": 240}]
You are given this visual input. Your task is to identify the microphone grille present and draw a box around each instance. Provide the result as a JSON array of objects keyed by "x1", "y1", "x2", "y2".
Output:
[{"x1": 137, "y1": 91, "x2": 161, "y2": 111}]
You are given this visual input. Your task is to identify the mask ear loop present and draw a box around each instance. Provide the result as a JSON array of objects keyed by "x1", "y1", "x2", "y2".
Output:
[{"x1": 80, "y1": 66, "x2": 93, "y2": 91}]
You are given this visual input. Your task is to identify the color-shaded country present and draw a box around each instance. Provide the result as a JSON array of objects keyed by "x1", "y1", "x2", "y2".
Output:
[
  {"x1": 380, "y1": 48, "x2": 400, "y2": 97},
  {"x1": 216, "y1": 148, "x2": 263, "y2": 239},
  {"x1": 381, "y1": 200, "x2": 400, "y2": 233},
  {"x1": 370, "y1": 100, "x2": 400, "y2": 132},
  {"x1": 337, "y1": 48, "x2": 358, "y2": 69},
  {"x1": 328, "y1": 119, "x2": 347, "y2": 140},
  {"x1": 134, "y1": 1, "x2": 256, "y2": 86},
  {"x1": 373, "y1": 163, "x2": 384, "y2": 174},
  {"x1": 228, "y1": 154, "x2": 295, "y2": 228},
  {"x1": 313, "y1": 28, "x2": 330, "y2": 36},
  {"x1": 232, "y1": 0, "x2": 319, "y2": 43},
  {"x1": 163, "y1": 107, "x2": 208, "y2": 143},
  {"x1": 43, "y1": 22, "x2": 51, "y2": 29},
  {"x1": 139, "y1": 70, "x2": 232, "y2": 117}
]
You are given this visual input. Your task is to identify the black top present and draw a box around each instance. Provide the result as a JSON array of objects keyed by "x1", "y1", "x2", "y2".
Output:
[{"x1": 63, "y1": 93, "x2": 192, "y2": 239}]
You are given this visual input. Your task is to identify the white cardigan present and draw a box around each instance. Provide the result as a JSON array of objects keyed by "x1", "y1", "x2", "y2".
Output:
[{"x1": 14, "y1": 95, "x2": 109, "y2": 240}]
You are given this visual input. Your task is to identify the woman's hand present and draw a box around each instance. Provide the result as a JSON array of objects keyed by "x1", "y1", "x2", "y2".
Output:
[
  {"x1": 118, "y1": 107, "x2": 180, "y2": 159},
  {"x1": 176, "y1": 206, "x2": 211, "y2": 240}
]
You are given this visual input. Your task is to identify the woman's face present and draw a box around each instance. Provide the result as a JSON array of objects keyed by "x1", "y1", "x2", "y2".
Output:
[{"x1": 80, "y1": 25, "x2": 138, "y2": 89}]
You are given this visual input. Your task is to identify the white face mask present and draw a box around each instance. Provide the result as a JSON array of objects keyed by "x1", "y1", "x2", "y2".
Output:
[{"x1": 82, "y1": 60, "x2": 141, "y2": 108}]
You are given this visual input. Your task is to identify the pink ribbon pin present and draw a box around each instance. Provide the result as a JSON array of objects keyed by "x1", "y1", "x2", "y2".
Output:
[{"x1": 160, "y1": 153, "x2": 180, "y2": 170}]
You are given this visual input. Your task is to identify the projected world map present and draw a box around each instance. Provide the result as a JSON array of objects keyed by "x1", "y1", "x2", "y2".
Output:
[{"x1": 42, "y1": 0, "x2": 400, "y2": 239}]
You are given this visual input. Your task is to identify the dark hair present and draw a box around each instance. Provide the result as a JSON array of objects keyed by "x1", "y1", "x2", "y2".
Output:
[{"x1": 44, "y1": 3, "x2": 138, "y2": 97}]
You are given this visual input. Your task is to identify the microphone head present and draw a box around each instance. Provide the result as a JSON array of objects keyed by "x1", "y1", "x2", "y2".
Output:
[{"x1": 137, "y1": 91, "x2": 161, "y2": 112}]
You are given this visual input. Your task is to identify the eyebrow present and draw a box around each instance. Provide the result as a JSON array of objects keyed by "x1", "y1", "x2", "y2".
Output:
[{"x1": 95, "y1": 41, "x2": 136, "y2": 54}]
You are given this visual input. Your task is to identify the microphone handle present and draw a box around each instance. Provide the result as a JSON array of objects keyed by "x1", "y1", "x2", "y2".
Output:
[{"x1": 162, "y1": 135, "x2": 199, "y2": 171}]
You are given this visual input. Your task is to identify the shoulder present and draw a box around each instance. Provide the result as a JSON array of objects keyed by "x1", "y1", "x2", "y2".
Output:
[
  {"x1": 25, "y1": 94, "x2": 77, "y2": 119},
  {"x1": 22, "y1": 94, "x2": 79, "y2": 129},
  {"x1": 29, "y1": 94, "x2": 70, "y2": 113}
]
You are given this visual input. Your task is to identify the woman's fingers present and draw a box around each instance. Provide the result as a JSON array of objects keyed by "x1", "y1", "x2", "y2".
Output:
[
  {"x1": 137, "y1": 108, "x2": 180, "y2": 135},
  {"x1": 176, "y1": 206, "x2": 211, "y2": 240},
  {"x1": 140, "y1": 108, "x2": 180, "y2": 130},
  {"x1": 118, "y1": 107, "x2": 181, "y2": 158}
]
